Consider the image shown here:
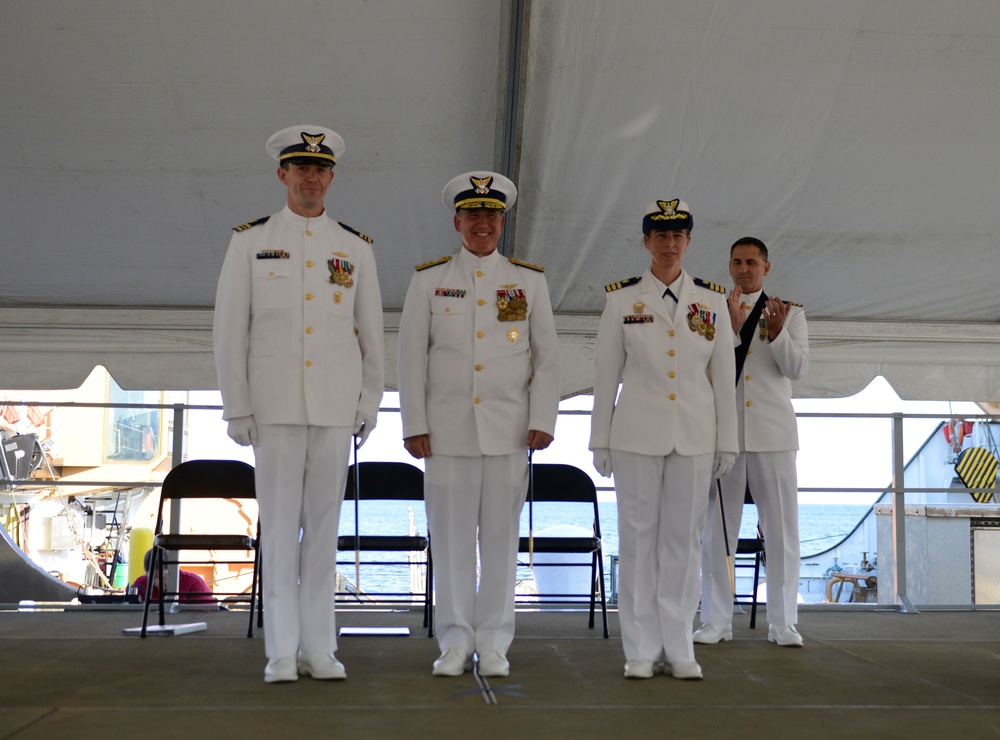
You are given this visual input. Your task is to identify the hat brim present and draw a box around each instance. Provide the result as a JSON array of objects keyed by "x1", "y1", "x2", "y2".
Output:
[{"x1": 280, "y1": 154, "x2": 336, "y2": 167}]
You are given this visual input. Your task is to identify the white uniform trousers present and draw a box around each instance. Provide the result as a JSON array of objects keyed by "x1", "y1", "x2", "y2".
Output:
[
  {"x1": 700, "y1": 449, "x2": 799, "y2": 628},
  {"x1": 424, "y1": 453, "x2": 528, "y2": 657},
  {"x1": 611, "y1": 450, "x2": 713, "y2": 665},
  {"x1": 253, "y1": 424, "x2": 352, "y2": 659}
]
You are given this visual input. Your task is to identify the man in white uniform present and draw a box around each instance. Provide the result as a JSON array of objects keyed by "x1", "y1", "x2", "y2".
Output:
[
  {"x1": 397, "y1": 171, "x2": 559, "y2": 678},
  {"x1": 695, "y1": 236, "x2": 809, "y2": 648},
  {"x1": 214, "y1": 125, "x2": 384, "y2": 683},
  {"x1": 590, "y1": 199, "x2": 738, "y2": 680}
]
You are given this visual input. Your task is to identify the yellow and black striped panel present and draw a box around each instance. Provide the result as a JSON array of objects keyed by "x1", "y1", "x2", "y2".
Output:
[{"x1": 955, "y1": 446, "x2": 998, "y2": 503}]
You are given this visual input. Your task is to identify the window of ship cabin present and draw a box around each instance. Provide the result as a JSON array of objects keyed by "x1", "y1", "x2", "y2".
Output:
[{"x1": 104, "y1": 378, "x2": 163, "y2": 462}]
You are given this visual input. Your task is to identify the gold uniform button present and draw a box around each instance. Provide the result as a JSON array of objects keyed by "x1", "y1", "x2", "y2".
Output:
[
  {"x1": 268, "y1": 271, "x2": 275, "y2": 277},
  {"x1": 476, "y1": 331, "x2": 484, "y2": 338},
  {"x1": 746, "y1": 401, "x2": 753, "y2": 407},
  {"x1": 476, "y1": 270, "x2": 483, "y2": 277},
  {"x1": 305, "y1": 360, "x2": 313, "y2": 367},
  {"x1": 475, "y1": 364, "x2": 483, "y2": 371},
  {"x1": 668, "y1": 350, "x2": 676, "y2": 357},
  {"x1": 444, "y1": 307, "x2": 451, "y2": 313},
  {"x1": 669, "y1": 393, "x2": 676, "y2": 401},
  {"x1": 478, "y1": 299, "x2": 486, "y2": 306},
  {"x1": 305, "y1": 293, "x2": 313, "y2": 300},
  {"x1": 668, "y1": 371, "x2": 676, "y2": 378},
  {"x1": 668, "y1": 330, "x2": 675, "y2": 337},
  {"x1": 305, "y1": 327, "x2": 313, "y2": 334},
  {"x1": 745, "y1": 375, "x2": 751, "y2": 381},
  {"x1": 474, "y1": 397, "x2": 481, "y2": 404},
  {"x1": 306, "y1": 260, "x2": 314, "y2": 268}
]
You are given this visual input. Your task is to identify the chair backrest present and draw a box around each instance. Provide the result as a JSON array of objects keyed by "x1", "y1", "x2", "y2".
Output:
[
  {"x1": 346, "y1": 461, "x2": 424, "y2": 502},
  {"x1": 530, "y1": 463, "x2": 598, "y2": 504},
  {"x1": 526, "y1": 463, "x2": 602, "y2": 539},
  {"x1": 160, "y1": 459, "x2": 256, "y2": 501}
]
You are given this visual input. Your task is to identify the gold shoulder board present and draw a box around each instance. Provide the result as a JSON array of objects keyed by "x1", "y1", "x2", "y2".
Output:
[
  {"x1": 605, "y1": 276, "x2": 642, "y2": 293},
  {"x1": 339, "y1": 221, "x2": 373, "y2": 243},
  {"x1": 693, "y1": 277, "x2": 726, "y2": 294},
  {"x1": 232, "y1": 216, "x2": 271, "y2": 232},
  {"x1": 508, "y1": 257, "x2": 545, "y2": 272},
  {"x1": 415, "y1": 255, "x2": 452, "y2": 271}
]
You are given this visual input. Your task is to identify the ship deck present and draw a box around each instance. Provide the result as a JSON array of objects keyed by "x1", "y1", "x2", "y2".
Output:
[{"x1": 2, "y1": 603, "x2": 998, "y2": 739}]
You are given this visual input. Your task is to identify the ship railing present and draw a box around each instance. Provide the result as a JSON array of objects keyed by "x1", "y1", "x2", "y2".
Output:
[{"x1": 2, "y1": 400, "x2": 997, "y2": 611}]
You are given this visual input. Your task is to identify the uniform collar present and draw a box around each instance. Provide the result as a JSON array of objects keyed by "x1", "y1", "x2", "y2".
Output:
[
  {"x1": 456, "y1": 246, "x2": 502, "y2": 269},
  {"x1": 640, "y1": 268, "x2": 688, "y2": 323},
  {"x1": 648, "y1": 271, "x2": 684, "y2": 300},
  {"x1": 641, "y1": 268, "x2": 688, "y2": 296},
  {"x1": 741, "y1": 289, "x2": 764, "y2": 311},
  {"x1": 282, "y1": 204, "x2": 327, "y2": 228}
]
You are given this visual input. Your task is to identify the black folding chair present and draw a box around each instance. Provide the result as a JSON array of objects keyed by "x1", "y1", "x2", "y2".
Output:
[
  {"x1": 733, "y1": 486, "x2": 765, "y2": 629},
  {"x1": 140, "y1": 459, "x2": 261, "y2": 638},
  {"x1": 336, "y1": 461, "x2": 433, "y2": 637},
  {"x1": 733, "y1": 537, "x2": 765, "y2": 629},
  {"x1": 517, "y1": 463, "x2": 609, "y2": 638}
]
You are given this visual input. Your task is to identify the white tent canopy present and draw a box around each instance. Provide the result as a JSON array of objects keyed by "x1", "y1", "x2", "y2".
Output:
[{"x1": 2, "y1": 1, "x2": 999, "y2": 400}]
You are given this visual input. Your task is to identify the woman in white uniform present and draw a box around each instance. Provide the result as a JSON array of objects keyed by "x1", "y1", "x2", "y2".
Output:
[{"x1": 590, "y1": 199, "x2": 738, "y2": 680}]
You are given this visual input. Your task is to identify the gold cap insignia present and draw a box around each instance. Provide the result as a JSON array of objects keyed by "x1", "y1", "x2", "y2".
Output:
[
  {"x1": 302, "y1": 132, "x2": 326, "y2": 153},
  {"x1": 657, "y1": 199, "x2": 679, "y2": 217},
  {"x1": 471, "y1": 175, "x2": 493, "y2": 194}
]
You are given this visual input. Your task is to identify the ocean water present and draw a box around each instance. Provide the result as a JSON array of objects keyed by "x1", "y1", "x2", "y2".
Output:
[{"x1": 335, "y1": 501, "x2": 872, "y2": 597}]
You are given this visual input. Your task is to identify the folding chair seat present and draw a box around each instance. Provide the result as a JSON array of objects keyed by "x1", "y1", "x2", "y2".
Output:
[
  {"x1": 517, "y1": 462, "x2": 609, "y2": 638},
  {"x1": 140, "y1": 459, "x2": 261, "y2": 638},
  {"x1": 336, "y1": 461, "x2": 433, "y2": 637}
]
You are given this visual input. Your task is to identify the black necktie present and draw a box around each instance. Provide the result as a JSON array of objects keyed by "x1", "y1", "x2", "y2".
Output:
[{"x1": 662, "y1": 288, "x2": 677, "y2": 303}]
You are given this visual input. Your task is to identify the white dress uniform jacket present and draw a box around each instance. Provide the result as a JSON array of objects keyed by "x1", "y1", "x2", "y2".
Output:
[
  {"x1": 736, "y1": 292, "x2": 809, "y2": 452},
  {"x1": 397, "y1": 248, "x2": 559, "y2": 454},
  {"x1": 213, "y1": 205, "x2": 384, "y2": 425},
  {"x1": 591, "y1": 269, "x2": 738, "y2": 457},
  {"x1": 699, "y1": 291, "x2": 809, "y2": 631}
]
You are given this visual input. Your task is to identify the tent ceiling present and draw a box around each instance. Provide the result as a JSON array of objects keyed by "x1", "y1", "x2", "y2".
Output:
[{"x1": 2, "y1": 1, "x2": 999, "y2": 400}]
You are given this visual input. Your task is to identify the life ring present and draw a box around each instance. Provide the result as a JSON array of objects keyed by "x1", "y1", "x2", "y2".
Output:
[
  {"x1": 944, "y1": 419, "x2": 971, "y2": 453},
  {"x1": 945, "y1": 420, "x2": 961, "y2": 453}
]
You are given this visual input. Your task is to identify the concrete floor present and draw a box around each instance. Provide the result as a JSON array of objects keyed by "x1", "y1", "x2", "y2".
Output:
[{"x1": 1, "y1": 603, "x2": 999, "y2": 739}]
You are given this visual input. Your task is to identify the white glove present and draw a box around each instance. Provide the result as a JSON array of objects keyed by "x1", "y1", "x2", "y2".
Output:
[
  {"x1": 592, "y1": 448, "x2": 613, "y2": 477},
  {"x1": 227, "y1": 416, "x2": 258, "y2": 447},
  {"x1": 712, "y1": 451, "x2": 738, "y2": 480},
  {"x1": 354, "y1": 412, "x2": 376, "y2": 447}
]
